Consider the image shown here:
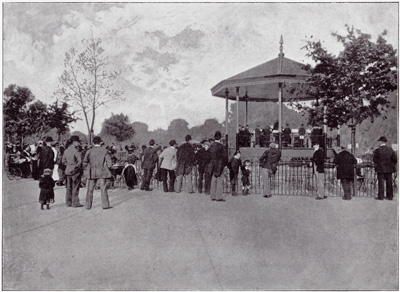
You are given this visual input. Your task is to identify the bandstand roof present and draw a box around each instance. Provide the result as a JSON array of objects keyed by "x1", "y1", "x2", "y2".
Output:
[{"x1": 211, "y1": 55, "x2": 313, "y2": 102}]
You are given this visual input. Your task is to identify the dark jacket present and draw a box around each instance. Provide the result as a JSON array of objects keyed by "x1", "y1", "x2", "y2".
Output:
[
  {"x1": 176, "y1": 143, "x2": 195, "y2": 176},
  {"x1": 39, "y1": 145, "x2": 55, "y2": 170},
  {"x1": 141, "y1": 146, "x2": 158, "y2": 170},
  {"x1": 312, "y1": 148, "x2": 325, "y2": 173},
  {"x1": 195, "y1": 147, "x2": 211, "y2": 172},
  {"x1": 227, "y1": 157, "x2": 242, "y2": 176},
  {"x1": 373, "y1": 145, "x2": 397, "y2": 173},
  {"x1": 259, "y1": 148, "x2": 281, "y2": 171},
  {"x1": 334, "y1": 150, "x2": 357, "y2": 179},
  {"x1": 39, "y1": 175, "x2": 55, "y2": 203},
  {"x1": 209, "y1": 141, "x2": 228, "y2": 178},
  {"x1": 177, "y1": 143, "x2": 195, "y2": 164}
]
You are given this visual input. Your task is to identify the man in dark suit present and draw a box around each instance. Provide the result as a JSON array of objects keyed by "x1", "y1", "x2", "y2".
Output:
[
  {"x1": 176, "y1": 135, "x2": 195, "y2": 193},
  {"x1": 209, "y1": 131, "x2": 228, "y2": 201},
  {"x1": 313, "y1": 143, "x2": 326, "y2": 200},
  {"x1": 140, "y1": 139, "x2": 158, "y2": 191},
  {"x1": 38, "y1": 136, "x2": 55, "y2": 176},
  {"x1": 283, "y1": 123, "x2": 292, "y2": 147},
  {"x1": 334, "y1": 146, "x2": 357, "y2": 200},
  {"x1": 373, "y1": 136, "x2": 397, "y2": 200},
  {"x1": 195, "y1": 141, "x2": 211, "y2": 194}
]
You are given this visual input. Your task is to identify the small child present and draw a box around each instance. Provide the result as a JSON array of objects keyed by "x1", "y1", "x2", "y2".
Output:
[
  {"x1": 227, "y1": 151, "x2": 242, "y2": 196},
  {"x1": 241, "y1": 160, "x2": 251, "y2": 195},
  {"x1": 39, "y1": 168, "x2": 55, "y2": 210}
]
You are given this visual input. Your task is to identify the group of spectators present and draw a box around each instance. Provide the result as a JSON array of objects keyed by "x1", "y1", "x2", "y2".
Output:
[
  {"x1": 5, "y1": 137, "x2": 62, "y2": 180},
  {"x1": 140, "y1": 131, "x2": 230, "y2": 201},
  {"x1": 6, "y1": 131, "x2": 397, "y2": 208},
  {"x1": 238, "y1": 122, "x2": 325, "y2": 148}
]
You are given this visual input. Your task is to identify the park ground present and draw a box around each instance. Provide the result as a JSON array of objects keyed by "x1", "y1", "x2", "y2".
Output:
[{"x1": 2, "y1": 177, "x2": 398, "y2": 290}]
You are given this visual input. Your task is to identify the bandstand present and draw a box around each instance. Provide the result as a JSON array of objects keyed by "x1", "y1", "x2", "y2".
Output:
[{"x1": 211, "y1": 36, "x2": 333, "y2": 160}]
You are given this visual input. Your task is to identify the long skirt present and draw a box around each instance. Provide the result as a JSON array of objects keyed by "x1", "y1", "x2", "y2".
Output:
[
  {"x1": 39, "y1": 189, "x2": 55, "y2": 204},
  {"x1": 123, "y1": 165, "x2": 137, "y2": 188}
]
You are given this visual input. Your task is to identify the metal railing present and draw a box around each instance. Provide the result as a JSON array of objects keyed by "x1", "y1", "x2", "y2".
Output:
[{"x1": 112, "y1": 157, "x2": 395, "y2": 198}]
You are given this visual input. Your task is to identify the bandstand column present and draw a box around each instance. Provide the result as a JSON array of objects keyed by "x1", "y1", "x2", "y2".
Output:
[
  {"x1": 278, "y1": 35, "x2": 284, "y2": 151},
  {"x1": 245, "y1": 99, "x2": 248, "y2": 126},
  {"x1": 225, "y1": 88, "x2": 229, "y2": 149}
]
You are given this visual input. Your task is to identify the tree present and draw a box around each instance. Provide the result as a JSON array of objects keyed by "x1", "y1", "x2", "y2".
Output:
[
  {"x1": 3, "y1": 84, "x2": 35, "y2": 144},
  {"x1": 55, "y1": 35, "x2": 123, "y2": 145},
  {"x1": 27, "y1": 100, "x2": 51, "y2": 137},
  {"x1": 47, "y1": 101, "x2": 78, "y2": 142},
  {"x1": 100, "y1": 113, "x2": 135, "y2": 143},
  {"x1": 298, "y1": 26, "x2": 397, "y2": 130},
  {"x1": 167, "y1": 119, "x2": 190, "y2": 141}
]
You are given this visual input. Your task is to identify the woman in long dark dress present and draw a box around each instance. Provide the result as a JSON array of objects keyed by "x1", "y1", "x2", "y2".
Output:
[{"x1": 123, "y1": 148, "x2": 138, "y2": 190}]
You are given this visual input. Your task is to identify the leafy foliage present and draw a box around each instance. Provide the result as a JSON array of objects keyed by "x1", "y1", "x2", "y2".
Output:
[
  {"x1": 3, "y1": 84, "x2": 78, "y2": 145},
  {"x1": 3, "y1": 84, "x2": 37, "y2": 144},
  {"x1": 55, "y1": 35, "x2": 124, "y2": 144},
  {"x1": 298, "y1": 26, "x2": 397, "y2": 129},
  {"x1": 47, "y1": 101, "x2": 78, "y2": 140},
  {"x1": 167, "y1": 119, "x2": 190, "y2": 141},
  {"x1": 100, "y1": 113, "x2": 135, "y2": 142}
]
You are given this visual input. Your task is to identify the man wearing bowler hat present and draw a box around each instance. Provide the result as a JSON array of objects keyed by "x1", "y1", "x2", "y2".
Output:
[
  {"x1": 373, "y1": 136, "x2": 397, "y2": 200},
  {"x1": 62, "y1": 135, "x2": 83, "y2": 207},
  {"x1": 83, "y1": 136, "x2": 113, "y2": 209}
]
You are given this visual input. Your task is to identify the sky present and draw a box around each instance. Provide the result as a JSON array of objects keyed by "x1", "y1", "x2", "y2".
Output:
[{"x1": 3, "y1": 2, "x2": 399, "y2": 134}]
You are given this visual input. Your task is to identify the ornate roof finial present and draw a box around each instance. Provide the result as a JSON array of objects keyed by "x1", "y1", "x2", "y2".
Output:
[{"x1": 278, "y1": 35, "x2": 284, "y2": 73}]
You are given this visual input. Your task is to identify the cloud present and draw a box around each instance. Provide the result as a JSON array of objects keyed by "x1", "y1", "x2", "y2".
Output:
[{"x1": 3, "y1": 2, "x2": 398, "y2": 134}]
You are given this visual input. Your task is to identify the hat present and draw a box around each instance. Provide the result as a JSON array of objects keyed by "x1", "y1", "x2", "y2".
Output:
[
  {"x1": 203, "y1": 141, "x2": 211, "y2": 146},
  {"x1": 270, "y1": 142, "x2": 277, "y2": 149},
  {"x1": 93, "y1": 136, "x2": 102, "y2": 144},
  {"x1": 214, "y1": 131, "x2": 222, "y2": 140},
  {"x1": 70, "y1": 135, "x2": 80, "y2": 143},
  {"x1": 43, "y1": 168, "x2": 52, "y2": 175},
  {"x1": 169, "y1": 140, "x2": 177, "y2": 146},
  {"x1": 378, "y1": 136, "x2": 387, "y2": 142},
  {"x1": 45, "y1": 136, "x2": 54, "y2": 143}
]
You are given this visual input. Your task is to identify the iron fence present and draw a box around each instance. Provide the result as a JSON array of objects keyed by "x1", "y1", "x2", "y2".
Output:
[{"x1": 111, "y1": 158, "x2": 395, "y2": 198}]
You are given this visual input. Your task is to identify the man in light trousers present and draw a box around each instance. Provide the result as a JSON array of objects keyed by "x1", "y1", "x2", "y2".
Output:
[{"x1": 83, "y1": 136, "x2": 113, "y2": 210}]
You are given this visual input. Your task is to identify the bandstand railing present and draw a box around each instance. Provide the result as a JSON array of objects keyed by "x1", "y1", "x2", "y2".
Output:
[{"x1": 110, "y1": 153, "x2": 393, "y2": 198}]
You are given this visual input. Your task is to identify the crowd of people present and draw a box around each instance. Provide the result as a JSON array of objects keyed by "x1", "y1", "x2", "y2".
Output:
[
  {"x1": 5, "y1": 131, "x2": 397, "y2": 209},
  {"x1": 238, "y1": 122, "x2": 326, "y2": 148}
]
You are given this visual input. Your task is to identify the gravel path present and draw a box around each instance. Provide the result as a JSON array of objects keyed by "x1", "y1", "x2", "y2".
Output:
[{"x1": 3, "y1": 178, "x2": 398, "y2": 290}]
